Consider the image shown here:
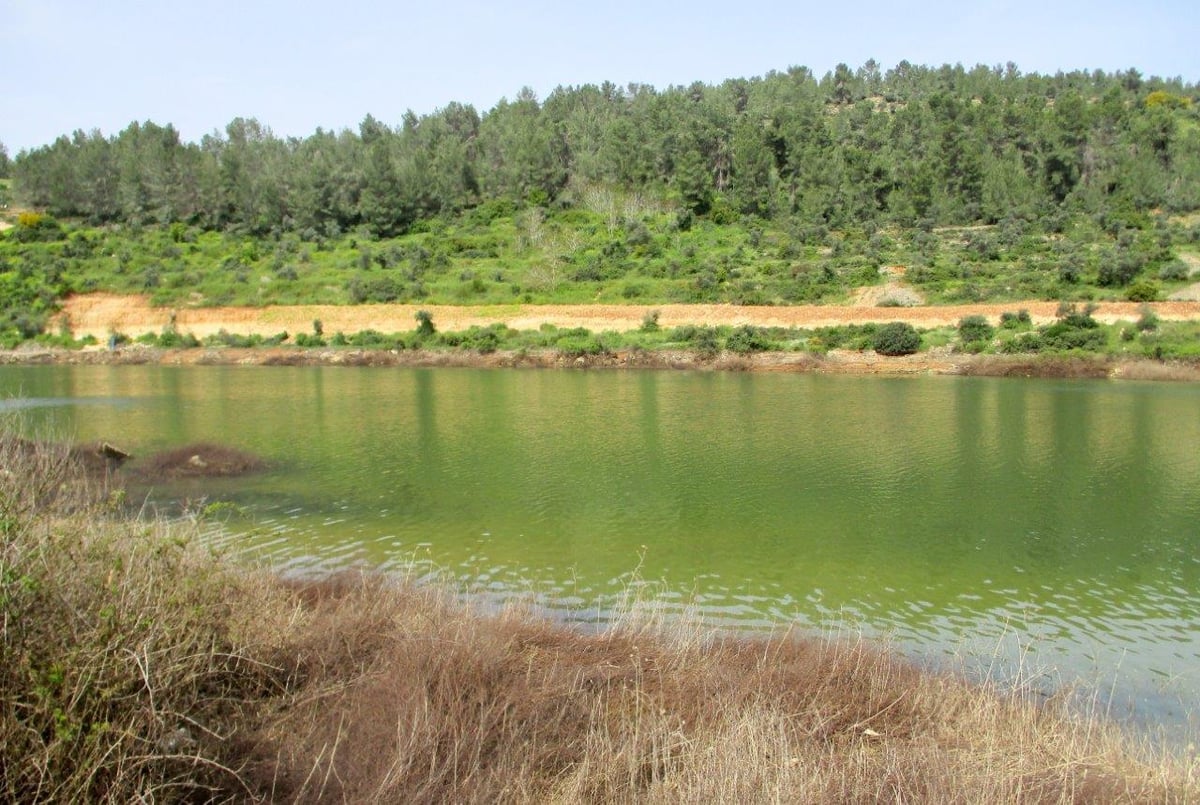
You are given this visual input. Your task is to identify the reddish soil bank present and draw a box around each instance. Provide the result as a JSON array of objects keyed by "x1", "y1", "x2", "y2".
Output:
[{"x1": 58, "y1": 294, "x2": 1200, "y2": 340}]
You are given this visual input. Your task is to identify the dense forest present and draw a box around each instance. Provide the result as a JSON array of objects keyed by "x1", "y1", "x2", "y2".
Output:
[{"x1": 10, "y1": 62, "x2": 1199, "y2": 233}]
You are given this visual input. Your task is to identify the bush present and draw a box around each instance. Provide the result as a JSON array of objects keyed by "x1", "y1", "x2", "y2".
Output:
[
  {"x1": 553, "y1": 330, "x2": 611, "y2": 357},
  {"x1": 460, "y1": 324, "x2": 508, "y2": 353},
  {"x1": 1158, "y1": 260, "x2": 1190, "y2": 281},
  {"x1": 157, "y1": 328, "x2": 200, "y2": 348},
  {"x1": 957, "y1": 315, "x2": 994, "y2": 345},
  {"x1": 348, "y1": 329, "x2": 400, "y2": 349},
  {"x1": 1040, "y1": 327, "x2": 1108, "y2": 352},
  {"x1": 9, "y1": 212, "x2": 65, "y2": 243},
  {"x1": 294, "y1": 332, "x2": 326, "y2": 347},
  {"x1": 1125, "y1": 281, "x2": 1159, "y2": 302},
  {"x1": 414, "y1": 310, "x2": 436, "y2": 338},
  {"x1": 0, "y1": 436, "x2": 287, "y2": 801},
  {"x1": 203, "y1": 329, "x2": 266, "y2": 348},
  {"x1": 1039, "y1": 306, "x2": 1108, "y2": 351},
  {"x1": 347, "y1": 274, "x2": 404, "y2": 304},
  {"x1": 725, "y1": 325, "x2": 772, "y2": 354},
  {"x1": 1000, "y1": 310, "x2": 1032, "y2": 330},
  {"x1": 999, "y1": 333, "x2": 1043, "y2": 353},
  {"x1": 1097, "y1": 251, "x2": 1145, "y2": 287},
  {"x1": 872, "y1": 322, "x2": 922, "y2": 356},
  {"x1": 671, "y1": 325, "x2": 721, "y2": 357}
]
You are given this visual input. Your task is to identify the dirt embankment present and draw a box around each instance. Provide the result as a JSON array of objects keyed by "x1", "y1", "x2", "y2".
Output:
[
  {"x1": 57, "y1": 294, "x2": 1200, "y2": 341},
  {"x1": 7, "y1": 343, "x2": 1200, "y2": 382},
  {"x1": 5, "y1": 293, "x2": 1190, "y2": 381}
]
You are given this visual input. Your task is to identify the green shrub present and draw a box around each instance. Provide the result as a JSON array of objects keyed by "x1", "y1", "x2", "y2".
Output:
[
  {"x1": 1097, "y1": 251, "x2": 1145, "y2": 287},
  {"x1": 414, "y1": 310, "x2": 436, "y2": 338},
  {"x1": 1038, "y1": 307, "x2": 1108, "y2": 351},
  {"x1": 957, "y1": 315, "x2": 994, "y2": 345},
  {"x1": 1000, "y1": 310, "x2": 1033, "y2": 330},
  {"x1": 1125, "y1": 281, "x2": 1159, "y2": 302},
  {"x1": 460, "y1": 324, "x2": 508, "y2": 353},
  {"x1": 999, "y1": 333, "x2": 1043, "y2": 353},
  {"x1": 1136, "y1": 305, "x2": 1160, "y2": 332},
  {"x1": 671, "y1": 324, "x2": 721, "y2": 357},
  {"x1": 726, "y1": 325, "x2": 772, "y2": 354},
  {"x1": 348, "y1": 329, "x2": 399, "y2": 348},
  {"x1": 1158, "y1": 260, "x2": 1190, "y2": 281},
  {"x1": 554, "y1": 331, "x2": 611, "y2": 357},
  {"x1": 1040, "y1": 327, "x2": 1108, "y2": 351},
  {"x1": 203, "y1": 329, "x2": 266, "y2": 348},
  {"x1": 157, "y1": 328, "x2": 200, "y2": 348},
  {"x1": 872, "y1": 322, "x2": 922, "y2": 356},
  {"x1": 10, "y1": 212, "x2": 65, "y2": 243}
]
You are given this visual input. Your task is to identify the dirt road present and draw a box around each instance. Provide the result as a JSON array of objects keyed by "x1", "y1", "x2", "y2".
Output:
[{"x1": 58, "y1": 294, "x2": 1200, "y2": 340}]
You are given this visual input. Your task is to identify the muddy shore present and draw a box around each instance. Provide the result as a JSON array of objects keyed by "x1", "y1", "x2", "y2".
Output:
[{"x1": 4, "y1": 343, "x2": 1199, "y2": 381}]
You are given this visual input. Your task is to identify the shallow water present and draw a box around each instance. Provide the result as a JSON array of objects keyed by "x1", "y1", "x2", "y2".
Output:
[{"x1": 2, "y1": 365, "x2": 1198, "y2": 739}]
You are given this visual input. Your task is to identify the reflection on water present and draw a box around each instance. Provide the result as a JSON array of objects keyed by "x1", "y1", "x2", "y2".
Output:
[
  {"x1": 2, "y1": 365, "x2": 1198, "y2": 739},
  {"x1": 0, "y1": 396, "x2": 142, "y2": 412}
]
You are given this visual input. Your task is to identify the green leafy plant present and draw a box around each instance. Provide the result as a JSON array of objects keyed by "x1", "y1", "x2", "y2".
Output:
[{"x1": 872, "y1": 322, "x2": 922, "y2": 356}]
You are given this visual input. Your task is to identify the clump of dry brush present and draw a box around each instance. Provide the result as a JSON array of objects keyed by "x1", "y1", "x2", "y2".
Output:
[
  {"x1": 0, "y1": 433, "x2": 291, "y2": 801},
  {"x1": 1, "y1": 432, "x2": 1195, "y2": 802}
]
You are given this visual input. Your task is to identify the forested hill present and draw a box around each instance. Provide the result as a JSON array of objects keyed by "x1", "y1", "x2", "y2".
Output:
[{"x1": 10, "y1": 62, "x2": 1200, "y2": 234}]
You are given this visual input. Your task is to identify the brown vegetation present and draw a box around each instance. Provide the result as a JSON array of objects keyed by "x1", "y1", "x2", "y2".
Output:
[
  {"x1": 10, "y1": 342, "x2": 1200, "y2": 382},
  {"x1": 131, "y1": 443, "x2": 266, "y2": 479},
  {"x1": 2, "y1": 435, "x2": 1196, "y2": 802},
  {"x1": 954, "y1": 355, "x2": 1117, "y2": 379},
  {"x1": 0, "y1": 435, "x2": 127, "y2": 493}
]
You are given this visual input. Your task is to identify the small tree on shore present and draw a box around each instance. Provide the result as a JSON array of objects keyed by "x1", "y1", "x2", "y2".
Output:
[
  {"x1": 872, "y1": 322, "x2": 921, "y2": 356},
  {"x1": 957, "y1": 315, "x2": 994, "y2": 345},
  {"x1": 415, "y1": 310, "x2": 436, "y2": 338}
]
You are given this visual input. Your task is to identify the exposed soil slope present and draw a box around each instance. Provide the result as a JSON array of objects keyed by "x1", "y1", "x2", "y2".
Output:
[{"x1": 59, "y1": 294, "x2": 1200, "y2": 340}]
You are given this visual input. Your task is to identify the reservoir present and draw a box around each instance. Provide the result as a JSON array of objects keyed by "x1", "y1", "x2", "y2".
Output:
[{"x1": 2, "y1": 365, "x2": 1197, "y2": 738}]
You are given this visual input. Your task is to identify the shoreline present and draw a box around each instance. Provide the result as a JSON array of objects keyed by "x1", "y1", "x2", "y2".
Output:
[{"x1": 4, "y1": 344, "x2": 1200, "y2": 381}]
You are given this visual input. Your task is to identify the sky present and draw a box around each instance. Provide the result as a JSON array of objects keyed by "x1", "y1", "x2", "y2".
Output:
[{"x1": 3, "y1": 0, "x2": 1198, "y2": 153}]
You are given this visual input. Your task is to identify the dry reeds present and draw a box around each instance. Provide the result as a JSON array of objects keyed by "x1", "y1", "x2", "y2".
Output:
[
  {"x1": 1, "y1": 433, "x2": 1195, "y2": 802},
  {"x1": 250, "y1": 580, "x2": 1192, "y2": 803},
  {"x1": 956, "y1": 355, "x2": 1116, "y2": 379},
  {"x1": 1112, "y1": 359, "x2": 1200, "y2": 382},
  {"x1": 0, "y1": 435, "x2": 292, "y2": 801}
]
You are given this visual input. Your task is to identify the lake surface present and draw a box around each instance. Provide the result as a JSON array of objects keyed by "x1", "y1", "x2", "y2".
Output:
[{"x1": 2, "y1": 365, "x2": 1198, "y2": 738}]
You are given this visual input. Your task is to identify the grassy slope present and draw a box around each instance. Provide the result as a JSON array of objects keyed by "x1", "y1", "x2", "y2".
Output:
[
  {"x1": 3, "y1": 199, "x2": 1199, "y2": 361},
  {"x1": 1, "y1": 435, "x2": 1196, "y2": 802},
  {"x1": 4, "y1": 198, "x2": 1198, "y2": 311}
]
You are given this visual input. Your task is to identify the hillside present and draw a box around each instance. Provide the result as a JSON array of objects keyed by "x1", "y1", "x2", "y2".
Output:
[{"x1": 2, "y1": 62, "x2": 1199, "y2": 348}]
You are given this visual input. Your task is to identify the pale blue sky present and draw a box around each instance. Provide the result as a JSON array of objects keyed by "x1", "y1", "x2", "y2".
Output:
[{"x1": 3, "y1": 0, "x2": 1197, "y2": 153}]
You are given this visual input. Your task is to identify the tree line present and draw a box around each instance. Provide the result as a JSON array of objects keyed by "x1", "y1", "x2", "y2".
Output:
[{"x1": 10, "y1": 61, "x2": 1199, "y2": 235}]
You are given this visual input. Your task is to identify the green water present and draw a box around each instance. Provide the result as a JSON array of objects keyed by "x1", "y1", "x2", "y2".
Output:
[{"x1": 2, "y1": 365, "x2": 1198, "y2": 735}]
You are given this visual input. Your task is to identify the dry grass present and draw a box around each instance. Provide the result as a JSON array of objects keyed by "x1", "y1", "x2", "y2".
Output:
[
  {"x1": 0, "y1": 435, "x2": 291, "y2": 802},
  {"x1": 249, "y1": 581, "x2": 1191, "y2": 804},
  {"x1": 2, "y1": 434, "x2": 1196, "y2": 802},
  {"x1": 1111, "y1": 359, "x2": 1200, "y2": 382},
  {"x1": 955, "y1": 355, "x2": 1117, "y2": 379}
]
